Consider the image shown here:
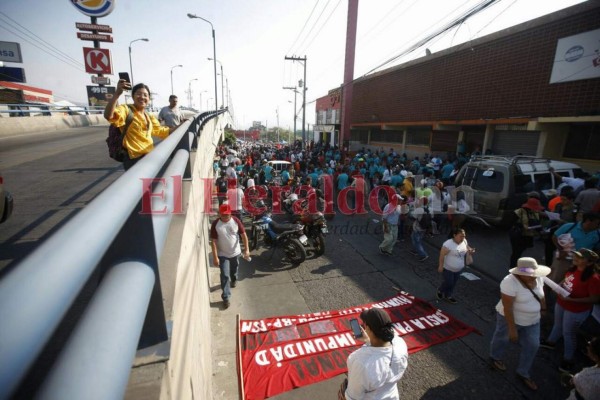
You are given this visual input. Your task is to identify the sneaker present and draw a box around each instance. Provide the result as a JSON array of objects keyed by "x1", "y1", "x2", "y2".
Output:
[
  {"x1": 445, "y1": 297, "x2": 458, "y2": 304},
  {"x1": 223, "y1": 300, "x2": 230, "y2": 309},
  {"x1": 379, "y1": 247, "x2": 385, "y2": 255},
  {"x1": 231, "y1": 280, "x2": 237, "y2": 288},
  {"x1": 418, "y1": 255, "x2": 429, "y2": 262},
  {"x1": 539, "y1": 339, "x2": 555, "y2": 350},
  {"x1": 409, "y1": 250, "x2": 419, "y2": 256},
  {"x1": 436, "y1": 290, "x2": 443, "y2": 300},
  {"x1": 558, "y1": 360, "x2": 575, "y2": 374}
]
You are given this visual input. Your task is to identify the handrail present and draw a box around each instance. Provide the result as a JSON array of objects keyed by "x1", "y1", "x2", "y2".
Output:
[
  {"x1": 0, "y1": 108, "x2": 227, "y2": 399},
  {"x1": 0, "y1": 103, "x2": 106, "y2": 116},
  {"x1": 0, "y1": 103, "x2": 203, "y2": 116}
]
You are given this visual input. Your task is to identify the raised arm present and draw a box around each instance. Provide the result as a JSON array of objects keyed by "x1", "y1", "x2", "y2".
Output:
[{"x1": 103, "y1": 79, "x2": 130, "y2": 121}]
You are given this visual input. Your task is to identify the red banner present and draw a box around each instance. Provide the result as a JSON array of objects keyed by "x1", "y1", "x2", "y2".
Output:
[{"x1": 238, "y1": 292, "x2": 479, "y2": 399}]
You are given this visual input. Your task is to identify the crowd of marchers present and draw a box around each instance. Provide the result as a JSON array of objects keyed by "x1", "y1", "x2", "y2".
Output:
[{"x1": 211, "y1": 139, "x2": 600, "y2": 399}]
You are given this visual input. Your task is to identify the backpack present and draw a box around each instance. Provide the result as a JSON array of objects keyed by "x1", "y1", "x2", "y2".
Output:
[
  {"x1": 419, "y1": 206, "x2": 433, "y2": 230},
  {"x1": 106, "y1": 105, "x2": 134, "y2": 162}
]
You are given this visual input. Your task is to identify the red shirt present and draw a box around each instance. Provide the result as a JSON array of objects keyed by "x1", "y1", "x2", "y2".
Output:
[
  {"x1": 548, "y1": 196, "x2": 561, "y2": 212},
  {"x1": 558, "y1": 269, "x2": 600, "y2": 313}
]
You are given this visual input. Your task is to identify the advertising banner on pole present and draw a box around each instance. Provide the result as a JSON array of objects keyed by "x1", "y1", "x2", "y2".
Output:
[{"x1": 86, "y1": 85, "x2": 115, "y2": 107}]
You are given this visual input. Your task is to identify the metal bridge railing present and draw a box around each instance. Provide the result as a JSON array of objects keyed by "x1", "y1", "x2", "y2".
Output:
[{"x1": 0, "y1": 109, "x2": 226, "y2": 400}]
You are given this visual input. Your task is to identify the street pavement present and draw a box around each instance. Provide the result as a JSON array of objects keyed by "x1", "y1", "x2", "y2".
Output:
[{"x1": 210, "y1": 209, "x2": 578, "y2": 400}]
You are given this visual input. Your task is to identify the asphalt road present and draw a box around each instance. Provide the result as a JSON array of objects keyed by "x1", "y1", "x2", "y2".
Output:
[
  {"x1": 211, "y1": 208, "x2": 569, "y2": 400},
  {"x1": 0, "y1": 129, "x2": 576, "y2": 399},
  {"x1": 0, "y1": 126, "x2": 124, "y2": 274}
]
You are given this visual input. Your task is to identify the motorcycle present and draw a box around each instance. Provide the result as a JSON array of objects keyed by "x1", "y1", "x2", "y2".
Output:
[
  {"x1": 293, "y1": 211, "x2": 327, "y2": 256},
  {"x1": 249, "y1": 210, "x2": 308, "y2": 265}
]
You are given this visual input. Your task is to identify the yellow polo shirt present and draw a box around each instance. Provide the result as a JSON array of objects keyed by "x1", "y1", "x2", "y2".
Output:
[{"x1": 109, "y1": 104, "x2": 170, "y2": 159}]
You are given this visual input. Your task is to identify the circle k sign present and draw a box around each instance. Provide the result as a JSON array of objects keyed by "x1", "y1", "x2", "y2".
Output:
[
  {"x1": 70, "y1": 0, "x2": 116, "y2": 18},
  {"x1": 83, "y1": 47, "x2": 113, "y2": 74}
]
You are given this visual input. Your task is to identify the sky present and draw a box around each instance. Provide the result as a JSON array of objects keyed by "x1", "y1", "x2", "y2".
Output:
[{"x1": 0, "y1": 0, "x2": 587, "y2": 130}]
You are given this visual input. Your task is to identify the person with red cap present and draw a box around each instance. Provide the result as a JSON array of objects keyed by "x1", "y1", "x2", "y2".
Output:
[
  {"x1": 508, "y1": 197, "x2": 544, "y2": 269},
  {"x1": 210, "y1": 204, "x2": 250, "y2": 309}
]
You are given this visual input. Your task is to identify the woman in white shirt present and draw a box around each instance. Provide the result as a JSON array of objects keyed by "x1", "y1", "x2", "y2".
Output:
[
  {"x1": 489, "y1": 257, "x2": 550, "y2": 391},
  {"x1": 344, "y1": 308, "x2": 409, "y2": 400},
  {"x1": 436, "y1": 228, "x2": 474, "y2": 304}
]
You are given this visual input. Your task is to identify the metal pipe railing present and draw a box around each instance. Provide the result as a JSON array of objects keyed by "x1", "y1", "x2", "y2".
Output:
[
  {"x1": 37, "y1": 261, "x2": 156, "y2": 400},
  {"x1": 0, "y1": 109, "x2": 227, "y2": 399}
]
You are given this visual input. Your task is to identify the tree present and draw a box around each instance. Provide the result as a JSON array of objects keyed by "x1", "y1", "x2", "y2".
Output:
[{"x1": 222, "y1": 128, "x2": 238, "y2": 146}]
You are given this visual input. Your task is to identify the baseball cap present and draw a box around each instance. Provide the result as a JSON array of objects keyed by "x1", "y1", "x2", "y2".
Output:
[
  {"x1": 219, "y1": 204, "x2": 232, "y2": 215},
  {"x1": 571, "y1": 248, "x2": 599, "y2": 262}
]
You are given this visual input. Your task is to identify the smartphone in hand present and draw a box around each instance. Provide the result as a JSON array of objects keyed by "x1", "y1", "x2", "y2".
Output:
[
  {"x1": 118, "y1": 72, "x2": 131, "y2": 84},
  {"x1": 349, "y1": 318, "x2": 363, "y2": 338}
]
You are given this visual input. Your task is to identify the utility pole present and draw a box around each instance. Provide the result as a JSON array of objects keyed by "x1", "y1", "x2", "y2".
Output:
[
  {"x1": 283, "y1": 86, "x2": 298, "y2": 142},
  {"x1": 341, "y1": 0, "x2": 358, "y2": 153},
  {"x1": 284, "y1": 56, "x2": 307, "y2": 148},
  {"x1": 276, "y1": 107, "x2": 280, "y2": 143}
]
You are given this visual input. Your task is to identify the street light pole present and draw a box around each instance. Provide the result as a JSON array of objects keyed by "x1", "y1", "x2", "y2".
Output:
[
  {"x1": 170, "y1": 64, "x2": 183, "y2": 95},
  {"x1": 188, "y1": 13, "x2": 218, "y2": 112},
  {"x1": 128, "y1": 38, "x2": 149, "y2": 85},
  {"x1": 199, "y1": 90, "x2": 207, "y2": 112},
  {"x1": 188, "y1": 78, "x2": 198, "y2": 108},
  {"x1": 208, "y1": 58, "x2": 224, "y2": 109}
]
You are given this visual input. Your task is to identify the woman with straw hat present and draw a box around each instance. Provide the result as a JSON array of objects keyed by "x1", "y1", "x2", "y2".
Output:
[{"x1": 489, "y1": 257, "x2": 551, "y2": 391}]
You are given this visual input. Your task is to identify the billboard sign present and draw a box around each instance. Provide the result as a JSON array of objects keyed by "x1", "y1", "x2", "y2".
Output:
[
  {"x1": 86, "y1": 85, "x2": 115, "y2": 107},
  {"x1": 83, "y1": 47, "x2": 112, "y2": 74},
  {"x1": 75, "y1": 22, "x2": 112, "y2": 33},
  {"x1": 550, "y1": 28, "x2": 600, "y2": 84},
  {"x1": 0, "y1": 41, "x2": 23, "y2": 63},
  {"x1": 91, "y1": 76, "x2": 111, "y2": 85},
  {"x1": 70, "y1": 0, "x2": 116, "y2": 18},
  {"x1": 0, "y1": 66, "x2": 26, "y2": 83},
  {"x1": 77, "y1": 32, "x2": 113, "y2": 42}
]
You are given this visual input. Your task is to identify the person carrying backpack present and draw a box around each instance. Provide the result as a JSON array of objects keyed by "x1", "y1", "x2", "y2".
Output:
[
  {"x1": 409, "y1": 196, "x2": 433, "y2": 262},
  {"x1": 104, "y1": 79, "x2": 186, "y2": 170}
]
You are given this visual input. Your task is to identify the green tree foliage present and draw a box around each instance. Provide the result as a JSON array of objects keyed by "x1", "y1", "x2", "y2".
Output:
[{"x1": 222, "y1": 128, "x2": 238, "y2": 146}]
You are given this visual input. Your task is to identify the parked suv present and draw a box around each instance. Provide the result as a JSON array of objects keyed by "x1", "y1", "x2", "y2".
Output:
[
  {"x1": 1, "y1": 172, "x2": 14, "y2": 223},
  {"x1": 454, "y1": 155, "x2": 583, "y2": 225}
]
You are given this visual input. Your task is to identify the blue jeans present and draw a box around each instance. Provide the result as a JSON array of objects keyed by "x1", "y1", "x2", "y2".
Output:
[
  {"x1": 219, "y1": 255, "x2": 239, "y2": 301},
  {"x1": 411, "y1": 230, "x2": 427, "y2": 257},
  {"x1": 547, "y1": 303, "x2": 591, "y2": 361},
  {"x1": 490, "y1": 312, "x2": 540, "y2": 378},
  {"x1": 438, "y1": 269, "x2": 462, "y2": 298}
]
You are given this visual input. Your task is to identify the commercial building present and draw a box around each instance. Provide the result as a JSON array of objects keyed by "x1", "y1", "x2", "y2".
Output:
[{"x1": 317, "y1": 1, "x2": 600, "y2": 172}]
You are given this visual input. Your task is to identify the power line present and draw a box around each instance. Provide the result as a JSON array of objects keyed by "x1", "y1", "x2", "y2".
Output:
[
  {"x1": 290, "y1": 0, "x2": 332, "y2": 56},
  {"x1": 0, "y1": 12, "x2": 84, "y2": 68},
  {"x1": 296, "y1": 0, "x2": 343, "y2": 56},
  {"x1": 0, "y1": 26, "x2": 85, "y2": 73},
  {"x1": 363, "y1": 0, "x2": 501, "y2": 76},
  {"x1": 286, "y1": 0, "x2": 321, "y2": 56}
]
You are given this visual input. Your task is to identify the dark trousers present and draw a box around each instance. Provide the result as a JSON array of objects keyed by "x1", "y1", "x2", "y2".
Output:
[
  {"x1": 509, "y1": 232, "x2": 533, "y2": 268},
  {"x1": 439, "y1": 269, "x2": 462, "y2": 298},
  {"x1": 123, "y1": 153, "x2": 144, "y2": 171}
]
